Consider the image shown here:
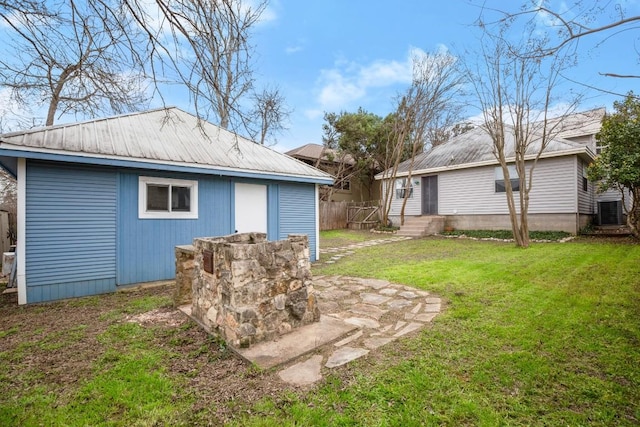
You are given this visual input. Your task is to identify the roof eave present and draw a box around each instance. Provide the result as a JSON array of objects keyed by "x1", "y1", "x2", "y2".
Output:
[
  {"x1": 0, "y1": 145, "x2": 334, "y2": 185},
  {"x1": 375, "y1": 147, "x2": 595, "y2": 180}
]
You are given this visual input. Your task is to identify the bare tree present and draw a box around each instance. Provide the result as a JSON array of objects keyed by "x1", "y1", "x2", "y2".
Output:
[
  {"x1": 249, "y1": 86, "x2": 291, "y2": 145},
  {"x1": 380, "y1": 50, "x2": 464, "y2": 227},
  {"x1": 0, "y1": 1, "x2": 148, "y2": 125},
  {"x1": 480, "y1": 1, "x2": 640, "y2": 82},
  {"x1": 468, "y1": 21, "x2": 580, "y2": 247},
  {"x1": 1, "y1": 0, "x2": 284, "y2": 139}
]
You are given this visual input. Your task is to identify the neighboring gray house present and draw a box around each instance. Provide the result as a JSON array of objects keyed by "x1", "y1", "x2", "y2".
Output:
[
  {"x1": 376, "y1": 122, "x2": 599, "y2": 235},
  {"x1": 0, "y1": 108, "x2": 333, "y2": 304}
]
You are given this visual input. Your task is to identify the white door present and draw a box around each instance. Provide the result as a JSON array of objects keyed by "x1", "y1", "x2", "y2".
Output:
[{"x1": 234, "y1": 183, "x2": 267, "y2": 233}]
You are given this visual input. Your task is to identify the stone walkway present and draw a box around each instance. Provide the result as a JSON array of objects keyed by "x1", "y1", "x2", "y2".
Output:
[
  {"x1": 318, "y1": 235, "x2": 413, "y2": 265},
  {"x1": 275, "y1": 275, "x2": 442, "y2": 386}
]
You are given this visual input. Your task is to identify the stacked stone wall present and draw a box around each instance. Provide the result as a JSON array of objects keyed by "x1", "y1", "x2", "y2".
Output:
[{"x1": 188, "y1": 233, "x2": 319, "y2": 348}]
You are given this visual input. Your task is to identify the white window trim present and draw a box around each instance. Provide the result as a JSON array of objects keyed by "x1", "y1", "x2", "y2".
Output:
[
  {"x1": 138, "y1": 176, "x2": 198, "y2": 219},
  {"x1": 494, "y1": 165, "x2": 520, "y2": 193}
]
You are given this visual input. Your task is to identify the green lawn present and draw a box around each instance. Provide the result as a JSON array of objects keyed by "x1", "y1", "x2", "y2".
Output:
[
  {"x1": 1, "y1": 234, "x2": 638, "y2": 426},
  {"x1": 235, "y1": 234, "x2": 640, "y2": 426}
]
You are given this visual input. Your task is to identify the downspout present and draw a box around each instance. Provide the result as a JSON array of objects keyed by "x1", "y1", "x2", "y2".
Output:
[
  {"x1": 315, "y1": 184, "x2": 320, "y2": 262},
  {"x1": 17, "y1": 158, "x2": 26, "y2": 305}
]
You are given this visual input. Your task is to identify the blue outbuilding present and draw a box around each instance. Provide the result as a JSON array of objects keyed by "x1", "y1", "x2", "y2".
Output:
[{"x1": 0, "y1": 108, "x2": 333, "y2": 304}]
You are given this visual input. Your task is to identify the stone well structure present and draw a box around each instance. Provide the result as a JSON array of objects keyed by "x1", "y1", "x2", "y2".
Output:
[{"x1": 184, "y1": 232, "x2": 320, "y2": 348}]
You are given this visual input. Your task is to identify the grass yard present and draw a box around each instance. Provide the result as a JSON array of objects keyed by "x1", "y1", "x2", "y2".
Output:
[
  {"x1": 1, "y1": 232, "x2": 638, "y2": 426},
  {"x1": 319, "y1": 228, "x2": 397, "y2": 249},
  {"x1": 235, "y1": 233, "x2": 640, "y2": 426}
]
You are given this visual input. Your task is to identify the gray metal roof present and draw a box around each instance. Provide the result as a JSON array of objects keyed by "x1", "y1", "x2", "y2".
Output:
[
  {"x1": 285, "y1": 143, "x2": 356, "y2": 165},
  {"x1": 377, "y1": 124, "x2": 595, "y2": 179},
  {"x1": 0, "y1": 107, "x2": 333, "y2": 183}
]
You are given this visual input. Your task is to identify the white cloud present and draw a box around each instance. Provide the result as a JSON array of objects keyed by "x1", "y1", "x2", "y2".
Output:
[
  {"x1": 312, "y1": 48, "x2": 426, "y2": 112},
  {"x1": 285, "y1": 45, "x2": 303, "y2": 54}
]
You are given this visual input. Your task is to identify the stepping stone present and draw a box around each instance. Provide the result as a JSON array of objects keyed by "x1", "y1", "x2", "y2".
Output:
[
  {"x1": 411, "y1": 303, "x2": 423, "y2": 314},
  {"x1": 404, "y1": 313, "x2": 416, "y2": 320},
  {"x1": 415, "y1": 313, "x2": 438, "y2": 322},
  {"x1": 312, "y1": 279, "x2": 331, "y2": 288},
  {"x1": 278, "y1": 355, "x2": 323, "y2": 386},
  {"x1": 379, "y1": 324, "x2": 393, "y2": 333},
  {"x1": 359, "y1": 278, "x2": 390, "y2": 290},
  {"x1": 360, "y1": 293, "x2": 392, "y2": 305},
  {"x1": 343, "y1": 284, "x2": 366, "y2": 292},
  {"x1": 334, "y1": 330, "x2": 364, "y2": 347},
  {"x1": 398, "y1": 291, "x2": 419, "y2": 299},
  {"x1": 319, "y1": 289, "x2": 353, "y2": 300},
  {"x1": 342, "y1": 298, "x2": 359, "y2": 305},
  {"x1": 364, "y1": 337, "x2": 394, "y2": 349},
  {"x1": 394, "y1": 320, "x2": 407, "y2": 330},
  {"x1": 318, "y1": 301, "x2": 340, "y2": 313},
  {"x1": 349, "y1": 303, "x2": 387, "y2": 320},
  {"x1": 393, "y1": 322, "x2": 423, "y2": 337},
  {"x1": 424, "y1": 303, "x2": 441, "y2": 313},
  {"x1": 387, "y1": 299, "x2": 414, "y2": 310},
  {"x1": 325, "y1": 261, "x2": 335, "y2": 264},
  {"x1": 344, "y1": 317, "x2": 381, "y2": 329},
  {"x1": 325, "y1": 346, "x2": 369, "y2": 368},
  {"x1": 379, "y1": 288, "x2": 398, "y2": 296},
  {"x1": 425, "y1": 297, "x2": 441, "y2": 304},
  {"x1": 239, "y1": 315, "x2": 358, "y2": 369}
]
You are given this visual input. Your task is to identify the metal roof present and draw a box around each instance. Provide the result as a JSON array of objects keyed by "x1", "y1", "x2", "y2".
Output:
[
  {"x1": 548, "y1": 108, "x2": 605, "y2": 140},
  {"x1": 286, "y1": 143, "x2": 356, "y2": 165},
  {"x1": 376, "y1": 124, "x2": 596, "y2": 179},
  {"x1": 0, "y1": 108, "x2": 333, "y2": 183}
]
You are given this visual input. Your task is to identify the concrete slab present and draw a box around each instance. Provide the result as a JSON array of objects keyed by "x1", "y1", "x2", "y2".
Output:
[
  {"x1": 238, "y1": 315, "x2": 358, "y2": 369},
  {"x1": 278, "y1": 355, "x2": 324, "y2": 386},
  {"x1": 325, "y1": 346, "x2": 369, "y2": 368}
]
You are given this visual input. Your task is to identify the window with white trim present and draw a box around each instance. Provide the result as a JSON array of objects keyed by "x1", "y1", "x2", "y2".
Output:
[
  {"x1": 495, "y1": 165, "x2": 520, "y2": 193},
  {"x1": 138, "y1": 176, "x2": 198, "y2": 219},
  {"x1": 395, "y1": 178, "x2": 413, "y2": 198}
]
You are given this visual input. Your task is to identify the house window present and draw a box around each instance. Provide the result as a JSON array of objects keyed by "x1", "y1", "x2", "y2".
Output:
[
  {"x1": 582, "y1": 163, "x2": 588, "y2": 192},
  {"x1": 139, "y1": 176, "x2": 198, "y2": 219},
  {"x1": 495, "y1": 165, "x2": 520, "y2": 193},
  {"x1": 395, "y1": 178, "x2": 413, "y2": 199},
  {"x1": 336, "y1": 178, "x2": 351, "y2": 191}
]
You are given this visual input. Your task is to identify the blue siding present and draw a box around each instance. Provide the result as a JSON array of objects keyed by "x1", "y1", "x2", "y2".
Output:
[
  {"x1": 117, "y1": 171, "x2": 233, "y2": 285},
  {"x1": 278, "y1": 183, "x2": 317, "y2": 261},
  {"x1": 267, "y1": 184, "x2": 280, "y2": 241},
  {"x1": 26, "y1": 161, "x2": 117, "y2": 303}
]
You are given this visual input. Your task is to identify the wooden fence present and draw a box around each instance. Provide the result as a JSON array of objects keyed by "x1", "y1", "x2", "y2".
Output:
[
  {"x1": 319, "y1": 201, "x2": 348, "y2": 230},
  {"x1": 319, "y1": 200, "x2": 382, "y2": 231}
]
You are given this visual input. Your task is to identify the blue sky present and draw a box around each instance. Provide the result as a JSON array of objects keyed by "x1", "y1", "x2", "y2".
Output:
[
  {"x1": 1, "y1": 0, "x2": 639, "y2": 152},
  {"x1": 244, "y1": 0, "x2": 640, "y2": 151}
]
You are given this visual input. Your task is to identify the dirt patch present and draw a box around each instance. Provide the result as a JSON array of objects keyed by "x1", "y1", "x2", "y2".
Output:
[{"x1": 0, "y1": 285, "x2": 310, "y2": 424}]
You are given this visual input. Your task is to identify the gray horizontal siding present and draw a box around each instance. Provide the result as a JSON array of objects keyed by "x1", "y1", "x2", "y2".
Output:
[
  {"x1": 438, "y1": 156, "x2": 578, "y2": 215},
  {"x1": 577, "y1": 159, "x2": 594, "y2": 214},
  {"x1": 26, "y1": 161, "x2": 117, "y2": 302},
  {"x1": 387, "y1": 179, "x2": 421, "y2": 216}
]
